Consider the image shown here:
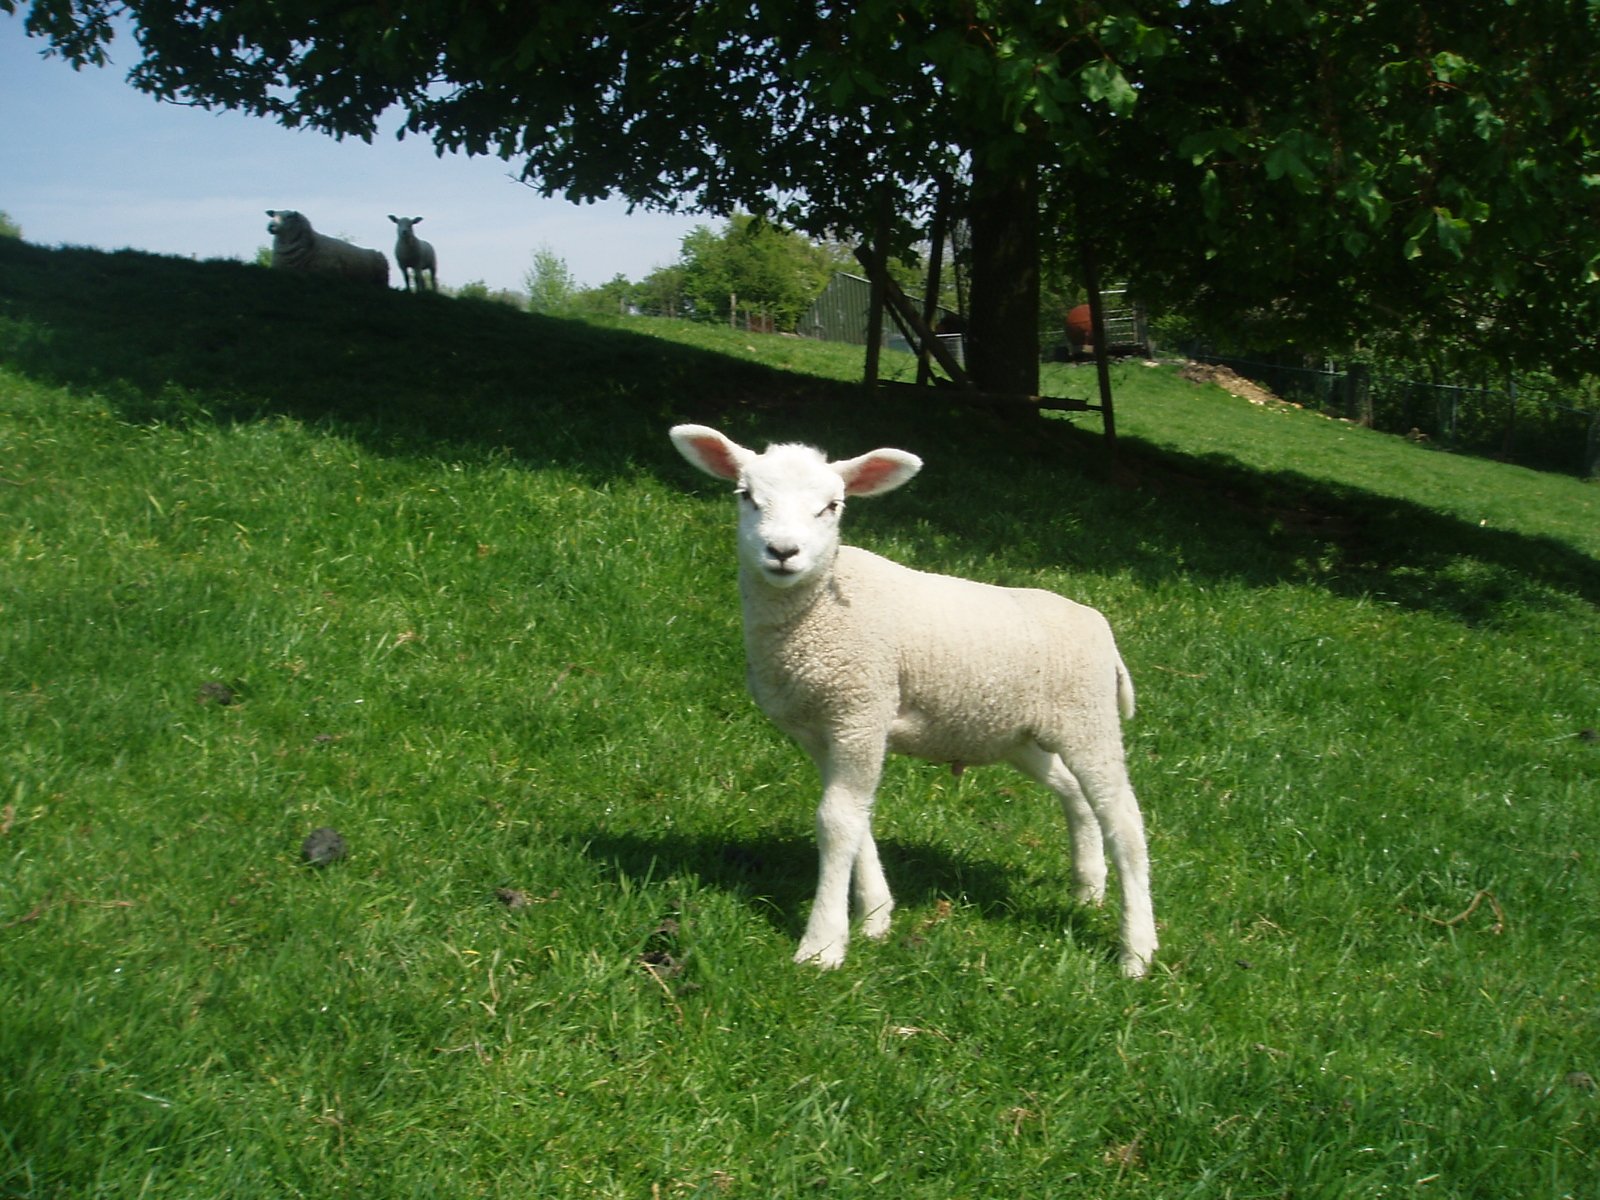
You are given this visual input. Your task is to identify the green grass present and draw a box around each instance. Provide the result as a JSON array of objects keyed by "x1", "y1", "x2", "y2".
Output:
[{"x1": 1, "y1": 238, "x2": 1596, "y2": 1198}]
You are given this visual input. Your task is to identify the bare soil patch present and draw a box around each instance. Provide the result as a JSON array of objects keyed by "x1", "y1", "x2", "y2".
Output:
[{"x1": 1178, "y1": 362, "x2": 1296, "y2": 410}]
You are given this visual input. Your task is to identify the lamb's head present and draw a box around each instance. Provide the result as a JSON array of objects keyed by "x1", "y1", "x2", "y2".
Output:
[
  {"x1": 670, "y1": 424, "x2": 922, "y2": 590},
  {"x1": 389, "y1": 215, "x2": 423, "y2": 237}
]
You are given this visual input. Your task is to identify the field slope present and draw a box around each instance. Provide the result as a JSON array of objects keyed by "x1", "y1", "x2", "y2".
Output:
[{"x1": 2, "y1": 239, "x2": 1596, "y2": 1198}]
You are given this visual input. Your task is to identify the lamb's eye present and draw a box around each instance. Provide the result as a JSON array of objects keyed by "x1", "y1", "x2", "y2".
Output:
[
  {"x1": 819, "y1": 500, "x2": 842, "y2": 517},
  {"x1": 736, "y1": 487, "x2": 758, "y2": 508}
]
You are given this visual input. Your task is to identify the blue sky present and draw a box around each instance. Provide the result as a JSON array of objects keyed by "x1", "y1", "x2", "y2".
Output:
[{"x1": 1, "y1": 21, "x2": 708, "y2": 293}]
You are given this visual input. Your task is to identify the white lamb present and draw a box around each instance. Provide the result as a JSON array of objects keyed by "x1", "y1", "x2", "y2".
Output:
[
  {"x1": 670, "y1": 424, "x2": 1157, "y2": 978},
  {"x1": 265, "y1": 210, "x2": 389, "y2": 287},
  {"x1": 388, "y1": 215, "x2": 438, "y2": 292}
]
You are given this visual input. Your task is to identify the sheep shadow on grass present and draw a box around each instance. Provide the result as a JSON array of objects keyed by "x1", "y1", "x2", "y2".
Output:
[{"x1": 572, "y1": 828, "x2": 1120, "y2": 968}]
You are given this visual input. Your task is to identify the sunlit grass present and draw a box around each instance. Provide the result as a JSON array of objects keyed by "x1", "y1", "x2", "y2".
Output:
[{"x1": 1063, "y1": 357, "x2": 1600, "y2": 559}]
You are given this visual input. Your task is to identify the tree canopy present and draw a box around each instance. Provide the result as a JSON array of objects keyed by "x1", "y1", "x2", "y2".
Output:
[
  {"x1": 1079, "y1": 2, "x2": 1600, "y2": 380},
  {"x1": 10, "y1": 0, "x2": 1599, "y2": 388},
  {"x1": 678, "y1": 214, "x2": 851, "y2": 331}
]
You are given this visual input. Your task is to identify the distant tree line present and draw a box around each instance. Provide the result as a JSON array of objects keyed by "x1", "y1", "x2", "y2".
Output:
[
  {"x1": 499, "y1": 214, "x2": 855, "y2": 329},
  {"x1": 459, "y1": 210, "x2": 1600, "y2": 477}
]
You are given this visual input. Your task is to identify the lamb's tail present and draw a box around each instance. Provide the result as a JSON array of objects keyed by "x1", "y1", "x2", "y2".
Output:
[{"x1": 1115, "y1": 654, "x2": 1136, "y2": 720}]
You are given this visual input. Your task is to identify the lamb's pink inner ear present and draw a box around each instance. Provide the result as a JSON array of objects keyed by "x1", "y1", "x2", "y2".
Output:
[
  {"x1": 691, "y1": 436, "x2": 742, "y2": 481},
  {"x1": 844, "y1": 455, "x2": 906, "y2": 495}
]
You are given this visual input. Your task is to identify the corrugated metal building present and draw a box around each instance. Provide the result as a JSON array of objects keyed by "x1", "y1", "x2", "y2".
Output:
[
  {"x1": 800, "y1": 272, "x2": 965, "y2": 364},
  {"x1": 799, "y1": 273, "x2": 879, "y2": 345}
]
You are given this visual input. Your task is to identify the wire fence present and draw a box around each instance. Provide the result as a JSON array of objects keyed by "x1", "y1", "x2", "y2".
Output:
[{"x1": 1188, "y1": 353, "x2": 1600, "y2": 478}]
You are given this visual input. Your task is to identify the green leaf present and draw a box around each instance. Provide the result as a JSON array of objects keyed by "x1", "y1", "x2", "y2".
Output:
[
  {"x1": 1433, "y1": 208, "x2": 1474, "y2": 259},
  {"x1": 1402, "y1": 210, "x2": 1433, "y2": 260},
  {"x1": 1431, "y1": 50, "x2": 1469, "y2": 83},
  {"x1": 1263, "y1": 130, "x2": 1325, "y2": 189},
  {"x1": 1078, "y1": 61, "x2": 1137, "y2": 115},
  {"x1": 1180, "y1": 128, "x2": 1244, "y2": 165},
  {"x1": 1336, "y1": 178, "x2": 1391, "y2": 227},
  {"x1": 1200, "y1": 169, "x2": 1223, "y2": 222}
]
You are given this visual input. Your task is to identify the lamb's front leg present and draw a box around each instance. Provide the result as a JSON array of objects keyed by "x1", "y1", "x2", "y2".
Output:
[{"x1": 794, "y1": 752, "x2": 885, "y2": 969}]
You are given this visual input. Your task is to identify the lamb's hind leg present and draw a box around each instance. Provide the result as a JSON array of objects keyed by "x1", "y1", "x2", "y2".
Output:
[
  {"x1": 1012, "y1": 740, "x2": 1156, "y2": 978},
  {"x1": 1074, "y1": 756, "x2": 1157, "y2": 978},
  {"x1": 1007, "y1": 742, "x2": 1108, "y2": 905}
]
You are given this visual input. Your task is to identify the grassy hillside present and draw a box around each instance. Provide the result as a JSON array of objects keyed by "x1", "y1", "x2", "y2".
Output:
[{"x1": 1, "y1": 239, "x2": 1596, "y2": 1198}]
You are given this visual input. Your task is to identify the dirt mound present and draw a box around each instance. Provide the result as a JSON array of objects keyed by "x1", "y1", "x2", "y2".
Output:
[{"x1": 1179, "y1": 362, "x2": 1295, "y2": 409}]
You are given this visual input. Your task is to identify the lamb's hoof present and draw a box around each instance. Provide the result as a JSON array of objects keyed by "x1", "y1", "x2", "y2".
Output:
[
  {"x1": 1072, "y1": 884, "x2": 1107, "y2": 907},
  {"x1": 1119, "y1": 951, "x2": 1153, "y2": 980},
  {"x1": 794, "y1": 940, "x2": 847, "y2": 970},
  {"x1": 860, "y1": 907, "x2": 894, "y2": 941}
]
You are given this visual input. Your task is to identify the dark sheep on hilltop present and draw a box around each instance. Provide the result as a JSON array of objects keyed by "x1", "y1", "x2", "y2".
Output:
[{"x1": 265, "y1": 210, "x2": 388, "y2": 286}]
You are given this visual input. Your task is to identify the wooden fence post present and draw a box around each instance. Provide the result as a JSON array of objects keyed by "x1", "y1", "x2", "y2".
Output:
[
  {"x1": 1079, "y1": 238, "x2": 1118, "y2": 449},
  {"x1": 917, "y1": 178, "x2": 951, "y2": 387},
  {"x1": 1346, "y1": 363, "x2": 1373, "y2": 427},
  {"x1": 863, "y1": 192, "x2": 890, "y2": 388}
]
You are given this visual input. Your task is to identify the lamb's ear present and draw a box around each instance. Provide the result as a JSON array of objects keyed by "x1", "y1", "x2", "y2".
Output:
[
  {"x1": 834, "y1": 448, "x2": 922, "y2": 497},
  {"x1": 670, "y1": 424, "x2": 752, "y2": 482},
  {"x1": 388, "y1": 214, "x2": 399, "y2": 224}
]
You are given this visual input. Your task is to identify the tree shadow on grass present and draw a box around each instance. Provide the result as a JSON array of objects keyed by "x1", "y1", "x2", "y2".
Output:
[
  {"x1": 1119, "y1": 438, "x2": 1600, "y2": 614},
  {"x1": 0, "y1": 238, "x2": 844, "y2": 481},
  {"x1": 846, "y1": 413, "x2": 1600, "y2": 622},
  {"x1": 2, "y1": 238, "x2": 1595, "y2": 625},
  {"x1": 570, "y1": 828, "x2": 1121, "y2": 968}
]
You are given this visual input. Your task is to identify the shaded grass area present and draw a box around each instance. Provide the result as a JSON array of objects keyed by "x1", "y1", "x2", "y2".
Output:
[
  {"x1": 1, "y1": 240, "x2": 1597, "y2": 1197},
  {"x1": 4, "y1": 238, "x2": 1596, "y2": 615}
]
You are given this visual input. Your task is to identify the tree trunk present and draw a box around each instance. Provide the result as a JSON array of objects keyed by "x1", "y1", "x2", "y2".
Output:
[
  {"x1": 964, "y1": 156, "x2": 1040, "y2": 397},
  {"x1": 1345, "y1": 362, "x2": 1373, "y2": 427}
]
